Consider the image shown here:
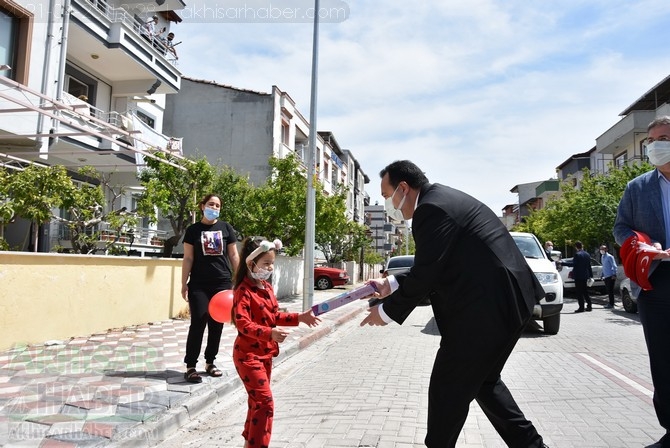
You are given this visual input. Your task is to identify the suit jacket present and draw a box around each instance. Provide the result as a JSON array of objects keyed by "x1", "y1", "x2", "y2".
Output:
[
  {"x1": 562, "y1": 250, "x2": 593, "y2": 281},
  {"x1": 382, "y1": 183, "x2": 545, "y2": 335},
  {"x1": 613, "y1": 169, "x2": 666, "y2": 248},
  {"x1": 613, "y1": 169, "x2": 666, "y2": 295}
]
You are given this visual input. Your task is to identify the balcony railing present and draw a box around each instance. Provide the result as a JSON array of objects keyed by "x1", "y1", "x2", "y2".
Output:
[
  {"x1": 56, "y1": 222, "x2": 169, "y2": 247},
  {"x1": 78, "y1": 0, "x2": 178, "y2": 66}
]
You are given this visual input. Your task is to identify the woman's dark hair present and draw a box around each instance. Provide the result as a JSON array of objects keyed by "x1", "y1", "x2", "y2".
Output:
[
  {"x1": 233, "y1": 236, "x2": 267, "y2": 289},
  {"x1": 379, "y1": 160, "x2": 429, "y2": 189},
  {"x1": 198, "y1": 194, "x2": 221, "y2": 208}
]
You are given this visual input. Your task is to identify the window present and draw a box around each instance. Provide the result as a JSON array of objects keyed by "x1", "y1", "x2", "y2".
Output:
[
  {"x1": 136, "y1": 110, "x2": 155, "y2": 129},
  {"x1": 615, "y1": 151, "x2": 627, "y2": 169},
  {"x1": 281, "y1": 119, "x2": 290, "y2": 145},
  {"x1": 66, "y1": 76, "x2": 89, "y2": 99},
  {"x1": 65, "y1": 64, "x2": 97, "y2": 106},
  {"x1": 0, "y1": 1, "x2": 32, "y2": 84}
]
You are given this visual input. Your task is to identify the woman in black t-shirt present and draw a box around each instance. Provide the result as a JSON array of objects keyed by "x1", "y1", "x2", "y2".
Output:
[{"x1": 181, "y1": 194, "x2": 240, "y2": 383}]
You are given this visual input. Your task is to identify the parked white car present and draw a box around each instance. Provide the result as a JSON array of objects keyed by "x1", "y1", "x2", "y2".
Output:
[
  {"x1": 510, "y1": 232, "x2": 564, "y2": 335},
  {"x1": 558, "y1": 256, "x2": 607, "y2": 293},
  {"x1": 619, "y1": 277, "x2": 638, "y2": 314}
]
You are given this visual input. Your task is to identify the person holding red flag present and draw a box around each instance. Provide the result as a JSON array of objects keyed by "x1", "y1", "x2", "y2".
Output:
[{"x1": 614, "y1": 116, "x2": 670, "y2": 448}]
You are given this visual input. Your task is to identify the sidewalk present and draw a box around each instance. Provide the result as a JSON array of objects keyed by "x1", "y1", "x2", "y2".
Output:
[{"x1": 0, "y1": 285, "x2": 370, "y2": 447}]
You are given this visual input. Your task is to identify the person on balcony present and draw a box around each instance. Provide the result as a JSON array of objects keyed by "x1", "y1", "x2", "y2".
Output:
[
  {"x1": 142, "y1": 15, "x2": 163, "y2": 48},
  {"x1": 164, "y1": 32, "x2": 179, "y2": 60}
]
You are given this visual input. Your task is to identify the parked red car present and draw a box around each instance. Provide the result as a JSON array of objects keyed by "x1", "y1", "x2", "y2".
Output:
[{"x1": 314, "y1": 266, "x2": 350, "y2": 290}]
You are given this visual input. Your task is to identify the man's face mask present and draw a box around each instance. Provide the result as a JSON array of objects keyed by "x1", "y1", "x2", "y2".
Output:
[
  {"x1": 646, "y1": 140, "x2": 670, "y2": 166},
  {"x1": 385, "y1": 184, "x2": 406, "y2": 221}
]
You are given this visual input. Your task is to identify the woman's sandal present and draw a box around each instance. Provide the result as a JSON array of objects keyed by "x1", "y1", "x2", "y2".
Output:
[
  {"x1": 205, "y1": 364, "x2": 223, "y2": 377},
  {"x1": 184, "y1": 368, "x2": 202, "y2": 383}
]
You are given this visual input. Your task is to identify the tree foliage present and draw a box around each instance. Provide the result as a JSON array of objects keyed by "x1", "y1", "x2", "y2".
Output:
[
  {"x1": 54, "y1": 167, "x2": 137, "y2": 254},
  {"x1": 211, "y1": 164, "x2": 258, "y2": 240},
  {"x1": 243, "y1": 154, "x2": 309, "y2": 255},
  {"x1": 8, "y1": 165, "x2": 73, "y2": 251},
  {"x1": 137, "y1": 153, "x2": 214, "y2": 256},
  {"x1": 515, "y1": 162, "x2": 654, "y2": 254}
]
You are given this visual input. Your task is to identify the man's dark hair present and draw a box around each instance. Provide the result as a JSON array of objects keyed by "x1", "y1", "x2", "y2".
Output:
[
  {"x1": 575, "y1": 241, "x2": 583, "y2": 249},
  {"x1": 379, "y1": 160, "x2": 429, "y2": 189}
]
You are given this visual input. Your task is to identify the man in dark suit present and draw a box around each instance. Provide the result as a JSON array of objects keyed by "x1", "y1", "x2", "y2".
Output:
[
  {"x1": 361, "y1": 160, "x2": 548, "y2": 448},
  {"x1": 614, "y1": 116, "x2": 670, "y2": 448},
  {"x1": 561, "y1": 241, "x2": 593, "y2": 313}
]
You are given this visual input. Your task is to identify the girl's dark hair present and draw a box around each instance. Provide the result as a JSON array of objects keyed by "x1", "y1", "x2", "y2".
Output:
[
  {"x1": 198, "y1": 194, "x2": 221, "y2": 208},
  {"x1": 233, "y1": 236, "x2": 266, "y2": 289}
]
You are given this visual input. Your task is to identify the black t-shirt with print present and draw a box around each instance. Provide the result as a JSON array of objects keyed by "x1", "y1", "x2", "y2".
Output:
[{"x1": 183, "y1": 220, "x2": 237, "y2": 286}]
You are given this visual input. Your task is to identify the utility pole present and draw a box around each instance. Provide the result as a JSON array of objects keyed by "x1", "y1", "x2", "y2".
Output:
[{"x1": 303, "y1": 0, "x2": 320, "y2": 312}]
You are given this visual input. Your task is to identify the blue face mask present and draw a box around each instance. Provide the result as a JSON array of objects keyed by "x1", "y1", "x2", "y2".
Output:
[{"x1": 203, "y1": 207, "x2": 219, "y2": 221}]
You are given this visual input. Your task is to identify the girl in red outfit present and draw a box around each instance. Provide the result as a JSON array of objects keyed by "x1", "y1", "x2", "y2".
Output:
[{"x1": 232, "y1": 237, "x2": 320, "y2": 448}]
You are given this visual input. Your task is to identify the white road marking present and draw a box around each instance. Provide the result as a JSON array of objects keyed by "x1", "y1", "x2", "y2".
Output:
[{"x1": 577, "y1": 352, "x2": 653, "y2": 398}]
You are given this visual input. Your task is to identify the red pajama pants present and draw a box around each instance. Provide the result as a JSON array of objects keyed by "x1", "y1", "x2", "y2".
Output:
[{"x1": 234, "y1": 355, "x2": 274, "y2": 447}]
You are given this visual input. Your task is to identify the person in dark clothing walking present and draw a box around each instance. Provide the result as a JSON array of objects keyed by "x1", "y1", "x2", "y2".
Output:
[
  {"x1": 562, "y1": 241, "x2": 593, "y2": 313},
  {"x1": 362, "y1": 160, "x2": 549, "y2": 448}
]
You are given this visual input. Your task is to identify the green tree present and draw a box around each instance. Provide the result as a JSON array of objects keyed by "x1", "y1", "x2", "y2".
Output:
[
  {"x1": 211, "y1": 165, "x2": 258, "y2": 239},
  {"x1": 9, "y1": 165, "x2": 73, "y2": 251},
  {"x1": 54, "y1": 167, "x2": 137, "y2": 254},
  {"x1": 0, "y1": 168, "x2": 15, "y2": 247},
  {"x1": 516, "y1": 162, "x2": 654, "y2": 253},
  {"x1": 245, "y1": 154, "x2": 309, "y2": 256},
  {"x1": 314, "y1": 185, "x2": 351, "y2": 263},
  {"x1": 137, "y1": 153, "x2": 214, "y2": 257}
]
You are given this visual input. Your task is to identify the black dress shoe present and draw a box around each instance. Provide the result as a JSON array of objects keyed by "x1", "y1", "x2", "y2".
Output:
[
  {"x1": 574, "y1": 309, "x2": 585, "y2": 313},
  {"x1": 586, "y1": 307, "x2": 592, "y2": 311}
]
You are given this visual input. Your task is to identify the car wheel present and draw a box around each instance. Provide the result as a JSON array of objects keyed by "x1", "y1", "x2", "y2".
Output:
[
  {"x1": 315, "y1": 276, "x2": 332, "y2": 290},
  {"x1": 543, "y1": 313, "x2": 560, "y2": 335},
  {"x1": 621, "y1": 288, "x2": 638, "y2": 314}
]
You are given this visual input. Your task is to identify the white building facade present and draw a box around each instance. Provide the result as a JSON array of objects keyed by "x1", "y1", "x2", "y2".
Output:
[{"x1": 1, "y1": 0, "x2": 187, "y2": 252}]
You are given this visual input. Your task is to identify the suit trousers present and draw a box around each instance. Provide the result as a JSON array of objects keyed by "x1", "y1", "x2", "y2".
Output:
[
  {"x1": 638, "y1": 263, "x2": 670, "y2": 440},
  {"x1": 573, "y1": 279, "x2": 592, "y2": 310},
  {"x1": 604, "y1": 277, "x2": 616, "y2": 306},
  {"x1": 425, "y1": 302, "x2": 543, "y2": 447}
]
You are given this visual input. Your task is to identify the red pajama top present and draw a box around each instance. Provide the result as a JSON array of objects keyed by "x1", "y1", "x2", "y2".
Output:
[{"x1": 232, "y1": 276, "x2": 299, "y2": 360}]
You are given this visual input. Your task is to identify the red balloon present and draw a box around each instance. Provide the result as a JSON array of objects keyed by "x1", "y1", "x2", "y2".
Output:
[{"x1": 208, "y1": 290, "x2": 234, "y2": 323}]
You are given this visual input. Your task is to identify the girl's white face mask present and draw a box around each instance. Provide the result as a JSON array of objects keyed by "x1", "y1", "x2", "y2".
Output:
[{"x1": 646, "y1": 140, "x2": 670, "y2": 166}]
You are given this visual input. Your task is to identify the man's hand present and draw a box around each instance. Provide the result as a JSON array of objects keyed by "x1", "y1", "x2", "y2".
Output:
[
  {"x1": 360, "y1": 305, "x2": 388, "y2": 327},
  {"x1": 364, "y1": 278, "x2": 391, "y2": 299}
]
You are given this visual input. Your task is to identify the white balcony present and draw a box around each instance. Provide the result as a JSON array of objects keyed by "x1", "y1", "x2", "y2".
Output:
[{"x1": 68, "y1": 0, "x2": 182, "y2": 96}]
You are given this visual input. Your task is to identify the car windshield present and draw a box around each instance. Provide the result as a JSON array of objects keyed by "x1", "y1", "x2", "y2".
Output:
[
  {"x1": 387, "y1": 257, "x2": 414, "y2": 269},
  {"x1": 512, "y1": 235, "x2": 544, "y2": 259}
]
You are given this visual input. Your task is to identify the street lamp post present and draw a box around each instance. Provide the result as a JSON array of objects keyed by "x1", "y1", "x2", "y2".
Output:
[{"x1": 302, "y1": 0, "x2": 320, "y2": 312}]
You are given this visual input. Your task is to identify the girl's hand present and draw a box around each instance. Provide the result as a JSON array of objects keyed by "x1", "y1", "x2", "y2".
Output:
[
  {"x1": 299, "y1": 311, "x2": 321, "y2": 327},
  {"x1": 271, "y1": 328, "x2": 290, "y2": 343},
  {"x1": 181, "y1": 285, "x2": 188, "y2": 301}
]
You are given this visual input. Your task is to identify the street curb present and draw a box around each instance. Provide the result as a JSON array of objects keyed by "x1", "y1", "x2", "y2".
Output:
[{"x1": 110, "y1": 300, "x2": 368, "y2": 446}]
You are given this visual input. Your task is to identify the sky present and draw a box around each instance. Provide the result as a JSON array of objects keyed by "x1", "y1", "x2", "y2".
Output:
[{"x1": 170, "y1": 0, "x2": 670, "y2": 215}]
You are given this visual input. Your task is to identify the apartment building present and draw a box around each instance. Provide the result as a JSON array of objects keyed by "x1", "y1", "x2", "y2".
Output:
[
  {"x1": 0, "y1": 0, "x2": 187, "y2": 252},
  {"x1": 162, "y1": 77, "x2": 370, "y2": 222}
]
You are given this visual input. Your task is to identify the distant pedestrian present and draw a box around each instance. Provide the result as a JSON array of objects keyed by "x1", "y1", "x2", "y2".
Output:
[
  {"x1": 181, "y1": 194, "x2": 240, "y2": 383},
  {"x1": 562, "y1": 241, "x2": 593, "y2": 312},
  {"x1": 232, "y1": 236, "x2": 320, "y2": 448},
  {"x1": 613, "y1": 115, "x2": 670, "y2": 447},
  {"x1": 544, "y1": 240, "x2": 554, "y2": 259},
  {"x1": 599, "y1": 245, "x2": 617, "y2": 308},
  {"x1": 361, "y1": 160, "x2": 549, "y2": 448}
]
